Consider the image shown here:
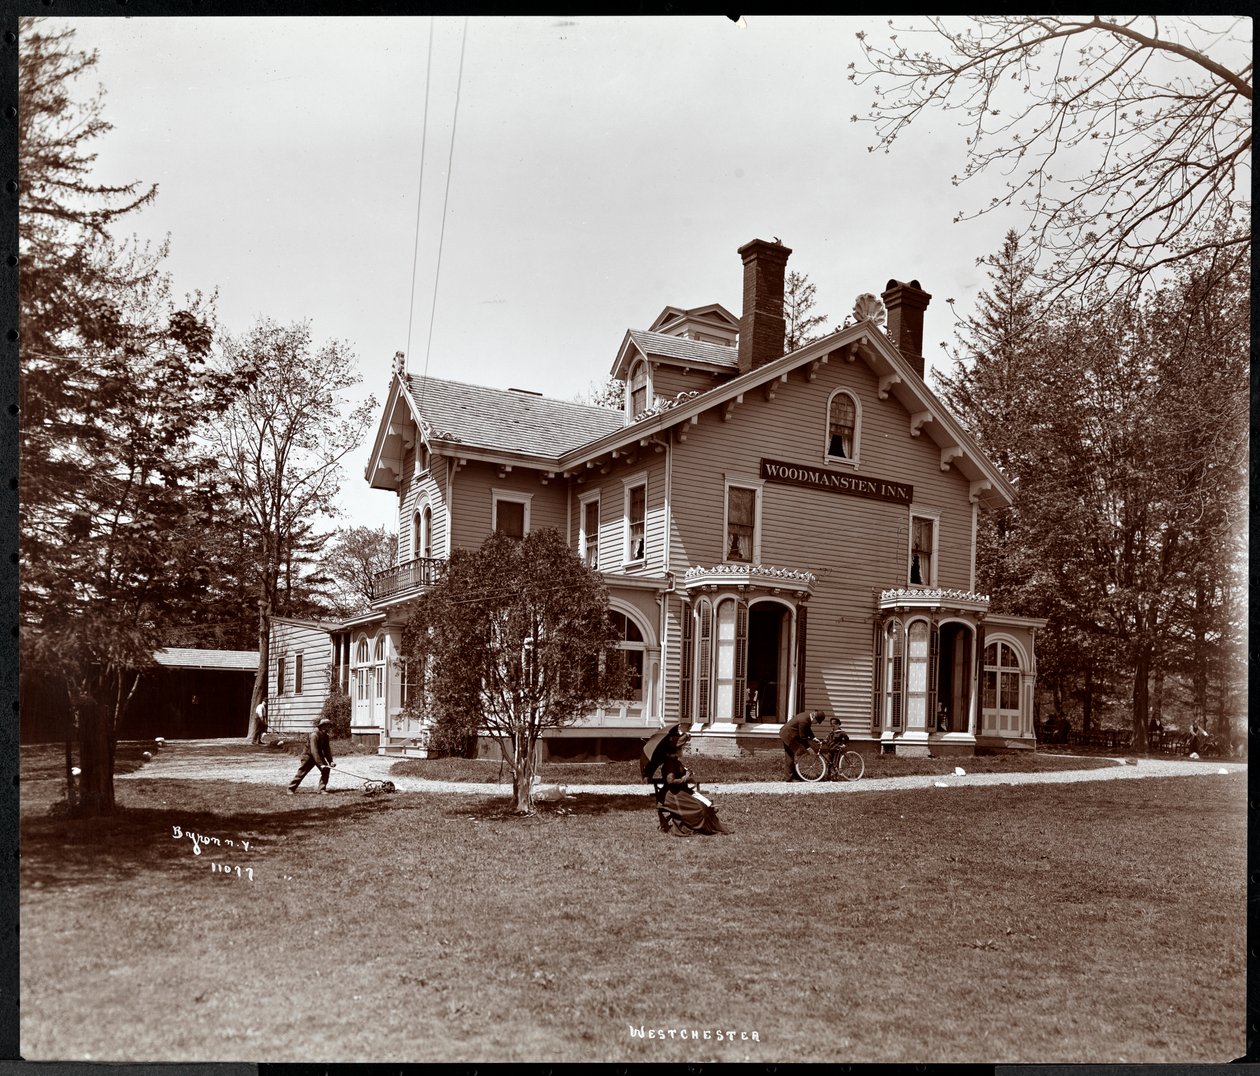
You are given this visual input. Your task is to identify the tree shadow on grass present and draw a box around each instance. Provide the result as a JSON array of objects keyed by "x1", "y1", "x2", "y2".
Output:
[
  {"x1": 442, "y1": 792, "x2": 654, "y2": 821},
  {"x1": 19, "y1": 778, "x2": 415, "y2": 893}
]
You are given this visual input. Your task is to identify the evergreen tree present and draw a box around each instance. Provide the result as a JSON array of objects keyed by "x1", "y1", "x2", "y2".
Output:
[
  {"x1": 19, "y1": 18, "x2": 233, "y2": 814},
  {"x1": 783, "y1": 270, "x2": 830, "y2": 352}
]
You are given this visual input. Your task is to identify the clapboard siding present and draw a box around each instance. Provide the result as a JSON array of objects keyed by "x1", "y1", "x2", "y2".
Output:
[
  {"x1": 269, "y1": 619, "x2": 333, "y2": 732},
  {"x1": 667, "y1": 359, "x2": 978, "y2": 721},
  {"x1": 397, "y1": 446, "x2": 448, "y2": 560},
  {"x1": 651, "y1": 364, "x2": 726, "y2": 405},
  {"x1": 448, "y1": 461, "x2": 569, "y2": 552},
  {"x1": 567, "y1": 450, "x2": 669, "y2": 573}
]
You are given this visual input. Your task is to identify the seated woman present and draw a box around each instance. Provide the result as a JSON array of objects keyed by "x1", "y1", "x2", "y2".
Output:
[{"x1": 658, "y1": 729, "x2": 728, "y2": 836}]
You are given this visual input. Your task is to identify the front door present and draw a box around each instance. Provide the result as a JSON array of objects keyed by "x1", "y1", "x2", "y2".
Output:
[{"x1": 746, "y1": 602, "x2": 791, "y2": 721}]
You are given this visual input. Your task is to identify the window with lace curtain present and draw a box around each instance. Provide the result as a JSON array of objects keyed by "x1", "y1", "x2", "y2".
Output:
[{"x1": 725, "y1": 484, "x2": 758, "y2": 563}]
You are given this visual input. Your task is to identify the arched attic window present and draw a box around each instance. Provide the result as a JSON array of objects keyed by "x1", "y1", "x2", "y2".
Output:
[
  {"x1": 628, "y1": 359, "x2": 649, "y2": 418},
  {"x1": 826, "y1": 390, "x2": 860, "y2": 463}
]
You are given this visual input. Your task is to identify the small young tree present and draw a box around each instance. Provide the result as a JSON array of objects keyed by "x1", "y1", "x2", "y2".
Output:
[
  {"x1": 401, "y1": 528, "x2": 630, "y2": 813},
  {"x1": 577, "y1": 377, "x2": 626, "y2": 410},
  {"x1": 784, "y1": 270, "x2": 831, "y2": 351}
]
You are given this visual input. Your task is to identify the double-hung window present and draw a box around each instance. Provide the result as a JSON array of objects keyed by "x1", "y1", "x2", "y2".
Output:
[
  {"x1": 493, "y1": 490, "x2": 532, "y2": 539},
  {"x1": 580, "y1": 494, "x2": 600, "y2": 569},
  {"x1": 909, "y1": 514, "x2": 936, "y2": 586},
  {"x1": 624, "y1": 475, "x2": 647, "y2": 563},
  {"x1": 724, "y1": 480, "x2": 761, "y2": 563}
]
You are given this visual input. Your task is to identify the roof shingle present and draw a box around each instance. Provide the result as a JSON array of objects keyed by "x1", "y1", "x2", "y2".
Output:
[
  {"x1": 154, "y1": 648, "x2": 259, "y2": 671},
  {"x1": 405, "y1": 374, "x2": 626, "y2": 456},
  {"x1": 628, "y1": 330, "x2": 737, "y2": 368}
]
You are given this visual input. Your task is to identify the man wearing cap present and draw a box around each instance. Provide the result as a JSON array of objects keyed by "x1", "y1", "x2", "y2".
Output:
[
  {"x1": 780, "y1": 710, "x2": 826, "y2": 781},
  {"x1": 288, "y1": 717, "x2": 336, "y2": 794}
]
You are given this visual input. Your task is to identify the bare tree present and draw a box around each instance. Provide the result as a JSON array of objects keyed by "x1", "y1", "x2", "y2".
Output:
[
  {"x1": 850, "y1": 16, "x2": 1252, "y2": 299},
  {"x1": 324, "y1": 525, "x2": 398, "y2": 615},
  {"x1": 207, "y1": 320, "x2": 375, "y2": 741}
]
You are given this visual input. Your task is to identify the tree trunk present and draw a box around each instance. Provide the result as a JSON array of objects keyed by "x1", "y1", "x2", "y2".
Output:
[
  {"x1": 1081, "y1": 667, "x2": 1093, "y2": 740},
  {"x1": 1131, "y1": 645, "x2": 1150, "y2": 749},
  {"x1": 511, "y1": 730, "x2": 536, "y2": 813},
  {"x1": 246, "y1": 599, "x2": 269, "y2": 743},
  {"x1": 77, "y1": 692, "x2": 115, "y2": 817},
  {"x1": 1192, "y1": 581, "x2": 1209, "y2": 725}
]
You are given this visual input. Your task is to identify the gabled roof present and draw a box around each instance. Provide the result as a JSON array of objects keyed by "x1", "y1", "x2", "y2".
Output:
[
  {"x1": 361, "y1": 320, "x2": 1015, "y2": 509},
  {"x1": 570, "y1": 319, "x2": 1016, "y2": 510},
  {"x1": 647, "y1": 302, "x2": 739, "y2": 334},
  {"x1": 612, "y1": 329, "x2": 738, "y2": 380},
  {"x1": 403, "y1": 374, "x2": 625, "y2": 457},
  {"x1": 154, "y1": 648, "x2": 259, "y2": 671}
]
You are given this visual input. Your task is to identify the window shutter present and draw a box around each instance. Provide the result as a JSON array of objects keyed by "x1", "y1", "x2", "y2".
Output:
[
  {"x1": 975, "y1": 624, "x2": 987, "y2": 735},
  {"x1": 696, "y1": 598, "x2": 713, "y2": 724},
  {"x1": 679, "y1": 600, "x2": 694, "y2": 722},
  {"x1": 794, "y1": 605, "x2": 808, "y2": 713},
  {"x1": 732, "y1": 599, "x2": 748, "y2": 720},
  {"x1": 889, "y1": 620, "x2": 903, "y2": 729},
  {"x1": 872, "y1": 619, "x2": 884, "y2": 733},
  {"x1": 928, "y1": 621, "x2": 940, "y2": 730}
]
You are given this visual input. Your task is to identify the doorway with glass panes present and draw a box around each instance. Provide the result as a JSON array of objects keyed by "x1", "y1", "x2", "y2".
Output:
[{"x1": 689, "y1": 595, "x2": 798, "y2": 724}]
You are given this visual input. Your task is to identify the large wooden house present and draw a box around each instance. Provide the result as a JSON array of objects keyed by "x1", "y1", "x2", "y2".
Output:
[{"x1": 303, "y1": 238, "x2": 1044, "y2": 759}]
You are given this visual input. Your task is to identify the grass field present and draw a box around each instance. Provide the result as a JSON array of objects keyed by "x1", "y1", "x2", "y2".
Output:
[
  {"x1": 19, "y1": 750, "x2": 1245, "y2": 1063},
  {"x1": 393, "y1": 749, "x2": 1118, "y2": 785}
]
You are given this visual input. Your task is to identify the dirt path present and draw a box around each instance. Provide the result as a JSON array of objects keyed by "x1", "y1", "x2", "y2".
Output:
[{"x1": 116, "y1": 740, "x2": 1246, "y2": 798}]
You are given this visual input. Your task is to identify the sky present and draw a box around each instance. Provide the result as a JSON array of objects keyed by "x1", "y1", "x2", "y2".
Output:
[{"x1": 54, "y1": 15, "x2": 1054, "y2": 532}]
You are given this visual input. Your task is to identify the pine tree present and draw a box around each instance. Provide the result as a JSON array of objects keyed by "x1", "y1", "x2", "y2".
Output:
[{"x1": 19, "y1": 18, "x2": 232, "y2": 814}]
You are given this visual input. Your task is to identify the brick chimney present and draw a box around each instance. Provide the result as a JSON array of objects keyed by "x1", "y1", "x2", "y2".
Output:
[
  {"x1": 737, "y1": 238, "x2": 792, "y2": 374},
  {"x1": 881, "y1": 279, "x2": 932, "y2": 379}
]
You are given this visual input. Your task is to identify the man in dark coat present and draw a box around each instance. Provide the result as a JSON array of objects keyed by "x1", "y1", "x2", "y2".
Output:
[
  {"x1": 288, "y1": 717, "x2": 335, "y2": 794},
  {"x1": 780, "y1": 710, "x2": 826, "y2": 781}
]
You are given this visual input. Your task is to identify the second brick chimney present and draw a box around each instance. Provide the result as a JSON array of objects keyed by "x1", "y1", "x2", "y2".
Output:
[
  {"x1": 881, "y1": 278, "x2": 932, "y2": 380},
  {"x1": 737, "y1": 238, "x2": 792, "y2": 374}
]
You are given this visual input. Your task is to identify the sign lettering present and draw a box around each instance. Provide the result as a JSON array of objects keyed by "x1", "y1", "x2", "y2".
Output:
[{"x1": 760, "y1": 458, "x2": 913, "y2": 505}]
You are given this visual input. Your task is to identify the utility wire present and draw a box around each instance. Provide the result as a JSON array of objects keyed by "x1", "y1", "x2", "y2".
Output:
[
  {"x1": 420, "y1": 17, "x2": 469, "y2": 395},
  {"x1": 403, "y1": 18, "x2": 437, "y2": 372}
]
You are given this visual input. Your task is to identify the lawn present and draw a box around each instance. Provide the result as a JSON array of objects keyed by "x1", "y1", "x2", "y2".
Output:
[
  {"x1": 19, "y1": 753, "x2": 1245, "y2": 1063},
  {"x1": 395, "y1": 748, "x2": 1119, "y2": 785}
]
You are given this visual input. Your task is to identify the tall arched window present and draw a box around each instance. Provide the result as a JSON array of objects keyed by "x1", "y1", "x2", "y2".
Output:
[
  {"x1": 906, "y1": 620, "x2": 930, "y2": 730},
  {"x1": 355, "y1": 637, "x2": 370, "y2": 702},
  {"x1": 983, "y1": 641, "x2": 1022, "y2": 728},
  {"x1": 883, "y1": 619, "x2": 904, "y2": 729},
  {"x1": 373, "y1": 635, "x2": 387, "y2": 707},
  {"x1": 826, "y1": 390, "x2": 860, "y2": 462},
  {"x1": 609, "y1": 611, "x2": 645, "y2": 702},
  {"x1": 415, "y1": 504, "x2": 432, "y2": 558}
]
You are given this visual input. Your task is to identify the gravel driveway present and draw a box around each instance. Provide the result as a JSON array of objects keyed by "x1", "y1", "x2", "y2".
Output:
[{"x1": 116, "y1": 740, "x2": 1246, "y2": 798}]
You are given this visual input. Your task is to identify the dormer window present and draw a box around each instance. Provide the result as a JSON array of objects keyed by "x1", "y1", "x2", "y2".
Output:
[
  {"x1": 826, "y1": 390, "x2": 860, "y2": 464},
  {"x1": 628, "y1": 359, "x2": 648, "y2": 417}
]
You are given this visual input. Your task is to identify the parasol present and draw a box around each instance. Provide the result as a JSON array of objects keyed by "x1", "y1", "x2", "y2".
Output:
[{"x1": 640, "y1": 722, "x2": 685, "y2": 781}]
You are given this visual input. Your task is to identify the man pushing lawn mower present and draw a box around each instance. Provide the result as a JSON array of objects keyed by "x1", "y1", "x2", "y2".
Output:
[{"x1": 287, "y1": 718, "x2": 335, "y2": 794}]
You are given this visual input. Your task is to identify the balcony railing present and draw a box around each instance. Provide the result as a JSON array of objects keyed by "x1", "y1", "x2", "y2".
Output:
[{"x1": 371, "y1": 556, "x2": 446, "y2": 602}]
